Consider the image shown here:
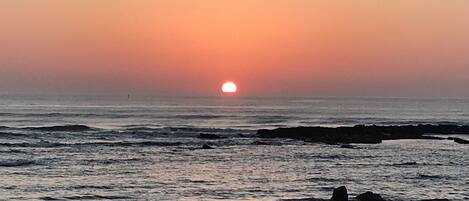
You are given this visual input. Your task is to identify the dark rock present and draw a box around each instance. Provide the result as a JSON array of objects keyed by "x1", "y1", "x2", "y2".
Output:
[
  {"x1": 356, "y1": 192, "x2": 385, "y2": 201},
  {"x1": 330, "y1": 186, "x2": 348, "y2": 201},
  {"x1": 452, "y1": 137, "x2": 469, "y2": 144},
  {"x1": 420, "y1": 199, "x2": 449, "y2": 201},
  {"x1": 238, "y1": 134, "x2": 247, "y2": 137},
  {"x1": 198, "y1": 133, "x2": 222, "y2": 139},
  {"x1": 257, "y1": 124, "x2": 469, "y2": 144},
  {"x1": 201, "y1": 144, "x2": 214, "y2": 149}
]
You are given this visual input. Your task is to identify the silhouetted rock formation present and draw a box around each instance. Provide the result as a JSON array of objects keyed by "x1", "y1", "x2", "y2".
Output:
[
  {"x1": 448, "y1": 137, "x2": 469, "y2": 144},
  {"x1": 331, "y1": 186, "x2": 348, "y2": 201},
  {"x1": 279, "y1": 185, "x2": 451, "y2": 201},
  {"x1": 257, "y1": 124, "x2": 469, "y2": 144},
  {"x1": 356, "y1": 192, "x2": 385, "y2": 201}
]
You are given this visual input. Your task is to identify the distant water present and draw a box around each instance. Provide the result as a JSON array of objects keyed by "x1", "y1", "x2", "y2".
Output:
[{"x1": 0, "y1": 94, "x2": 468, "y2": 200}]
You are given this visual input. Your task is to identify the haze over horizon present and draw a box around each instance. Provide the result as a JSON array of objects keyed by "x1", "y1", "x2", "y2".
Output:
[{"x1": 1, "y1": 0, "x2": 469, "y2": 97}]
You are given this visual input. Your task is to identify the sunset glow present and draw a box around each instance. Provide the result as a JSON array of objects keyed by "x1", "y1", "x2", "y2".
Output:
[
  {"x1": 0, "y1": 1, "x2": 469, "y2": 96},
  {"x1": 1, "y1": 1, "x2": 468, "y2": 200}
]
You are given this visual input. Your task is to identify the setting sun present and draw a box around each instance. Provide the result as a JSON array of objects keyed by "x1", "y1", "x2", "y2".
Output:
[{"x1": 221, "y1": 81, "x2": 238, "y2": 93}]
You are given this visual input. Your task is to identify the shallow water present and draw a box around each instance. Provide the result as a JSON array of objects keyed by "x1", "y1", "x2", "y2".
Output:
[{"x1": 0, "y1": 95, "x2": 468, "y2": 200}]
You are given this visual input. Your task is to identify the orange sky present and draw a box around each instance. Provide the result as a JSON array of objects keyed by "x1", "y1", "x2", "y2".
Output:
[{"x1": 1, "y1": 0, "x2": 469, "y2": 96}]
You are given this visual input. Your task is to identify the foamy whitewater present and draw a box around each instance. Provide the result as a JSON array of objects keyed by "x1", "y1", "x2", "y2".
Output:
[{"x1": 0, "y1": 95, "x2": 468, "y2": 200}]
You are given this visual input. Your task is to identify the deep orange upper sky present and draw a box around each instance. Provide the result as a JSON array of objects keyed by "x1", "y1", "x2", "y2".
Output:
[{"x1": 1, "y1": 0, "x2": 469, "y2": 96}]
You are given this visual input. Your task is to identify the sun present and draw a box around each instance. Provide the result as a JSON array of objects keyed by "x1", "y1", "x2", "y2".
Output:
[{"x1": 221, "y1": 81, "x2": 238, "y2": 93}]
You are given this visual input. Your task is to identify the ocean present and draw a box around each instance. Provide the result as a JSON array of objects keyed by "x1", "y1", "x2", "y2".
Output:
[{"x1": 0, "y1": 94, "x2": 468, "y2": 200}]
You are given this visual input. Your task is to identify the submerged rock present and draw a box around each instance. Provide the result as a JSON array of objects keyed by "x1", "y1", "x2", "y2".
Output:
[
  {"x1": 330, "y1": 186, "x2": 348, "y2": 201},
  {"x1": 356, "y1": 192, "x2": 385, "y2": 201}
]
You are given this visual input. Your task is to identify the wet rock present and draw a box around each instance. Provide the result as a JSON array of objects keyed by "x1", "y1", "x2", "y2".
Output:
[
  {"x1": 201, "y1": 144, "x2": 214, "y2": 149},
  {"x1": 198, "y1": 133, "x2": 222, "y2": 139},
  {"x1": 257, "y1": 124, "x2": 469, "y2": 144},
  {"x1": 451, "y1": 137, "x2": 469, "y2": 144},
  {"x1": 330, "y1": 186, "x2": 348, "y2": 201},
  {"x1": 356, "y1": 192, "x2": 385, "y2": 201}
]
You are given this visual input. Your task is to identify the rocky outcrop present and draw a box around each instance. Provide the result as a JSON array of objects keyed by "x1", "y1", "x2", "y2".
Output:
[
  {"x1": 330, "y1": 186, "x2": 348, "y2": 201},
  {"x1": 448, "y1": 137, "x2": 469, "y2": 144},
  {"x1": 257, "y1": 124, "x2": 469, "y2": 144},
  {"x1": 280, "y1": 185, "x2": 454, "y2": 201},
  {"x1": 356, "y1": 192, "x2": 385, "y2": 201}
]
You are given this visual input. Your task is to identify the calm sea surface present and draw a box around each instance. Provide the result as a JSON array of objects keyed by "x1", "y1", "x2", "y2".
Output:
[{"x1": 0, "y1": 95, "x2": 468, "y2": 200}]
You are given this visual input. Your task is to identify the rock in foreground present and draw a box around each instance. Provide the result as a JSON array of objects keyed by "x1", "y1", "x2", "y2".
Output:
[
  {"x1": 280, "y1": 186, "x2": 451, "y2": 201},
  {"x1": 356, "y1": 192, "x2": 385, "y2": 201},
  {"x1": 331, "y1": 186, "x2": 348, "y2": 201}
]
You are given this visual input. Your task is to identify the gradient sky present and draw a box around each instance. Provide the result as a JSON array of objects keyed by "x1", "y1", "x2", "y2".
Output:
[{"x1": 1, "y1": 0, "x2": 469, "y2": 97}]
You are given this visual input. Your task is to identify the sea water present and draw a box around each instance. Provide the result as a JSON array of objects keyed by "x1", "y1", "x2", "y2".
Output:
[{"x1": 0, "y1": 94, "x2": 468, "y2": 200}]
